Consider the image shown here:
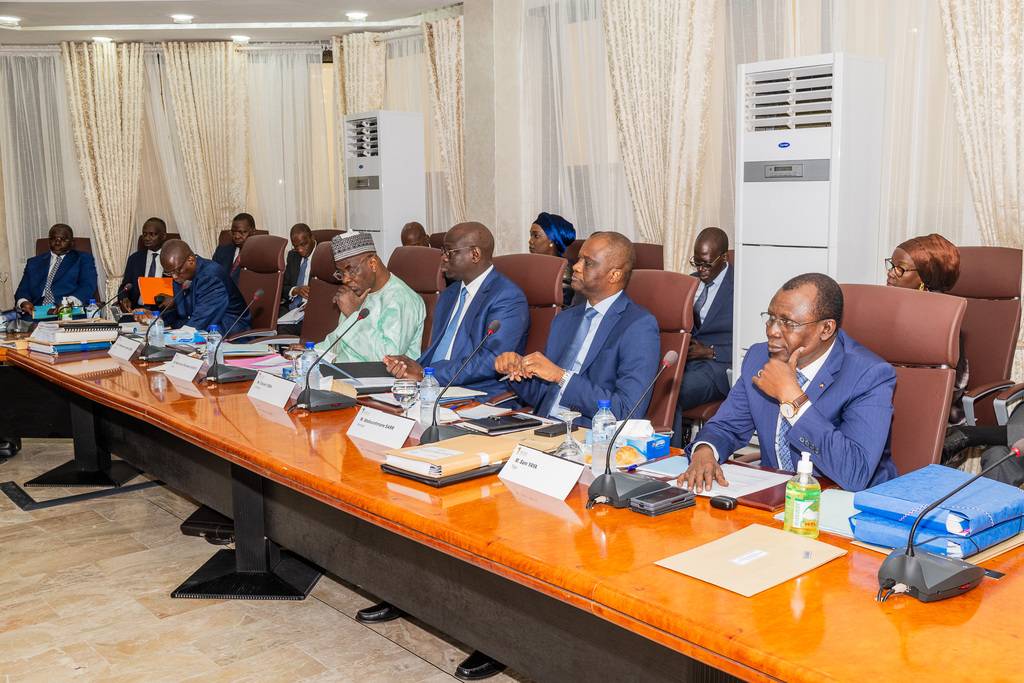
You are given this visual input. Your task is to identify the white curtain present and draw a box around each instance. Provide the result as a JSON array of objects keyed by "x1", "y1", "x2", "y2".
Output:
[
  {"x1": 246, "y1": 45, "x2": 333, "y2": 236},
  {"x1": 0, "y1": 47, "x2": 93, "y2": 302},
  {"x1": 423, "y1": 16, "x2": 467, "y2": 225},
  {"x1": 383, "y1": 33, "x2": 456, "y2": 235},
  {"x1": 521, "y1": 0, "x2": 638, "y2": 253}
]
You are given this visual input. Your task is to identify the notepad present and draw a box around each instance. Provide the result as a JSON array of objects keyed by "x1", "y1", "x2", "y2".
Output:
[{"x1": 635, "y1": 455, "x2": 689, "y2": 478}]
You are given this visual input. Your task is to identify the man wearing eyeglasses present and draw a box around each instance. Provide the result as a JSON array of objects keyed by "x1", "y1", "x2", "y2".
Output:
[
  {"x1": 680, "y1": 273, "x2": 897, "y2": 493},
  {"x1": 311, "y1": 232, "x2": 424, "y2": 363},
  {"x1": 15, "y1": 224, "x2": 97, "y2": 317},
  {"x1": 673, "y1": 227, "x2": 734, "y2": 446}
]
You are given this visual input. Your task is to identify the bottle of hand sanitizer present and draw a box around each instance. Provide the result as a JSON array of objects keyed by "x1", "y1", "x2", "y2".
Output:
[{"x1": 784, "y1": 451, "x2": 820, "y2": 538}]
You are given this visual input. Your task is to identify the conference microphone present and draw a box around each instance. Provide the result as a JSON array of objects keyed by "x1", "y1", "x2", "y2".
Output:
[
  {"x1": 419, "y1": 319, "x2": 501, "y2": 444},
  {"x1": 875, "y1": 440, "x2": 1024, "y2": 603},
  {"x1": 587, "y1": 350, "x2": 679, "y2": 509},
  {"x1": 203, "y1": 288, "x2": 265, "y2": 384},
  {"x1": 140, "y1": 283, "x2": 189, "y2": 362},
  {"x1": 291, "y1": 308, "x2": 370, "y2": 412},
  {"x1": 100, "y1": 282, "x2": 131, "y2": 317}
]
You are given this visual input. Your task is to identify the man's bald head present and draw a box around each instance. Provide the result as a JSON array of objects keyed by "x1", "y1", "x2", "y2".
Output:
[
  {"x1": 401, "y1": 222, "x2": 430, "y2": 247},
  {"x1": 589, "y1": 231, "x2": 636, "y2": 285},
  {"x1": 692, "y1": 226, "x2": 729, "y2": 285},
  {"x1": 289, "y1": 223, "x2": 312, "y2": 239},
  {"x1": 442, "y1": 222, "x2": 495, "y2": 283},
  {"x1": 450, "y1": 222, "x2": 495, "y2": 260},
  {"x1": 160, "y1": 239, "x2": 197, "y2": 284},
  {"x1": 162, "y1": 239, "x2": 193, "y2": 263}
]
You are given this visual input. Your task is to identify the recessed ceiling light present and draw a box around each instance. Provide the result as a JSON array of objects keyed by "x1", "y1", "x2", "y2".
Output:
[
  {"x1": 346, "y1": 11, "x2": 368, "y2": 22},
  {"x1": 231, "y1": 35, "x2": 250, "y2": 45},
  {"x1": 170, "y1": 14, "x2": 193, "y2": 24},
  {"x1": 0, "y1": 16, "x2": 20, "y2": 28},
  {"x1": 92, "y1": 36, "x2": 113, "y2": 44}
]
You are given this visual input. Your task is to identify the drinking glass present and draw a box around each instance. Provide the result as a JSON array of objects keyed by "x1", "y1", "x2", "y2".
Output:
[
  {"x1": 392, "y1": 379, "x2": 419, "y2": 417},
  {"x1": 553, "y1": 410, "x2": 583, "y2": 463},
  {"x1": 283, "y1": 347, "x2": 303, "y2": 379}
]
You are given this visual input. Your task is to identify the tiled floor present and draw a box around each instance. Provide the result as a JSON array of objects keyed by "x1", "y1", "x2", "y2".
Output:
[{"x1": 0, "y1": 439, "x2": 533, "y2": 682}]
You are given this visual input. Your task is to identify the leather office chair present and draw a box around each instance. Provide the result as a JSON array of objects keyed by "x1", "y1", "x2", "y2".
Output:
[
  {"x1": 262, "y1": 245, "x2": 344, "y2": 347},
  {"x1": 136, "y1": 233, "x2": 181, "y2": 251},
  {"x1": 840, "y1": 283, "x2": 967, "y2": 475},
  {"x1": 428, "y1": 232, "x2": 446, "y2": 249},
  {"x1": 625, "y1": 270, "x2": 699, "y2": 432},
  {"x1": 944, "y1": 247, "x2": 1023, "y2": 426},
  {"x1": 634, "y1": 243, "x2": 665, "y2": 270},
  {"x1": 492, "y1": 253, "x2": 568, "y2": 355},
  {"x1": 231, "y1": 235, "x2": 287, "y2": 340},
  {"x1": 388, "y1": 246, "x2": 446, "y2": 349},
  {"x1": 563, "y1": 239, "x2": 584, "y2": 263},
  {"x1": 217, "y1": 228, "x2": 268, "y2": 246},
  {"x1": 311, "y1": 229, "x2": 343, "y2": 245},
  {"x1": 36, "y1": 237, "x2": 93, "y2": 255}
]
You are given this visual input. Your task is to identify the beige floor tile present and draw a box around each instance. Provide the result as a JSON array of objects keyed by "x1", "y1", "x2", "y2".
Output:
[
  {"x1": 0, "y1": 641, "x2": 109, "y2": 680},
  {"x1": 8, "y1": 535, "x2": 148, "y2": 577},
  {"x1": 180, "y1": 644, "x2": 328, "y2": 682},
  {"x1": 87, "y1": 642, "x2": 220, "y2": 682},
  {"x1": 0, "y1": 596, "x2": 61, "y2": 635}
]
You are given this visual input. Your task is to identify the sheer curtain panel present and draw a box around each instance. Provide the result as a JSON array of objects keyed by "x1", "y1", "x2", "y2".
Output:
[{"x1": 423, "y1": 16, "x2": 467, "y2": 224}]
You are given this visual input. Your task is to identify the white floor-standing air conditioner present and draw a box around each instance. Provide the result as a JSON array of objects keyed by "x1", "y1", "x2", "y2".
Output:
[{"x1": 732, "y1": 52, "x2": 884, "y2": 375}]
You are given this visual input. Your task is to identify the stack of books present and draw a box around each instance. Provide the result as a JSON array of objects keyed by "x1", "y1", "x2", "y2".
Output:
[
  {"x1": 851, "y1": 464, "x2": 1024, "y2": 558},
  {"x1": 28, "y1": 319, "x2": 119, "y2": 356},
  {"x1": 382, "y1": 434, "x2": 515, "y2": 487}
]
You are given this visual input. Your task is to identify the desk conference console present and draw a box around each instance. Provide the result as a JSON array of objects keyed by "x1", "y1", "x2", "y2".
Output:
[{"x1": 2, "y1": 348, "x2": 1023, "y2": 683}]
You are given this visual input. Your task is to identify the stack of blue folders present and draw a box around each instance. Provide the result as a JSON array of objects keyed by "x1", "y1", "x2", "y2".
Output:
[{"x1": 851, "y1": 465, "x2": 1024, "y2": 559}]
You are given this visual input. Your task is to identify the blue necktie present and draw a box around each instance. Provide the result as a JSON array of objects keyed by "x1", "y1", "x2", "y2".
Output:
[
  {"x1": 432, "y1": 287, "x2": 468, "y2": 363},
  {"x1": 289, "y1": 258, "x2": 308, "y2": 310},
  {"x1": 147, "y1": 252, "x2": 157, "y2": 277},
  {"x1": 693, "y1": 282, "x2": 709, "y2": 329},
  {"x1": 559, "y1": 308, "x2": 598, "y2": 370},
  {"x1": 776, "y1": 369, "x2": 809, "y2": 471}
]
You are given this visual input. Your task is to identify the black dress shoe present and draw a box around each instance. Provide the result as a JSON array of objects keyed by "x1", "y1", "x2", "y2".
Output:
[
  {"x1": 942, "y1": 428, "x2": 969, "y2": 465},
  {"x1": 355, "y1": 601, "x2": 402, "y2": 624},
  {"x1": 455, "y1": 650, "x2": 506, "y2": 680},
  {"x1": 0, "y1": 437, "x2": 21, "y2": 458}
]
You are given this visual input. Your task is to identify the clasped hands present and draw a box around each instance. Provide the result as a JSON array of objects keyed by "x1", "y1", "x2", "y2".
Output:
[{"x1": 493, "y1": 352, "x2": 562, "y2": 383}]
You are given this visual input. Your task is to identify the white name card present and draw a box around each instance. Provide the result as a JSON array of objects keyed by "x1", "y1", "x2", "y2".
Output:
[
  {"x1": 498, "y1": 445, "x2": 585, "y2": 500},
  {"x1": 109, "y1": 336, "x2": 141, "y2": 361},
  {"x1": 164, "y1": 353, "x2": 207, "y2": 382},
  {"x1": 247, "y1": 370, "x2": 296, "y2": 409},
  {"x1": 346, "y1": 406, "x2": 415, "y2": 449}
]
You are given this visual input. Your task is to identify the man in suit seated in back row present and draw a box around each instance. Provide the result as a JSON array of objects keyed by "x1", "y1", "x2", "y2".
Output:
[
  {"x1": 212, "y1": 212, "x2": 256, "y2": 286},
  {"x1": 15, "y1": 223, "x2": 97, "y2": 317},
  {"x1": 681, "y1": 272, "x2": 897, "y2": 493},
  {"x1": 276, "y1": 223, "x2": 318, "y2": 336},
  {"x1": 119, "y1": 216, "x2": 169, "y2": 314}
]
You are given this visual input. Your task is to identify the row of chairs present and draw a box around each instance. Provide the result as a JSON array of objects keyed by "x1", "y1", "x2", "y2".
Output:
[{"x1": 427, "y1": 232, "x2": 666, "y2": 270}]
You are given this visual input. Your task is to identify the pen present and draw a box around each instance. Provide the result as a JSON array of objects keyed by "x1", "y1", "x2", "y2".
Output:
[{"x1": 626, "y1": 464, "x2": 639, "y2": 472}]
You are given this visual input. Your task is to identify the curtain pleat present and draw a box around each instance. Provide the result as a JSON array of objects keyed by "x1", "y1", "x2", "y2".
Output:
[{"x1": 423, "y1": 16, "x2": 467, "y2": 224}]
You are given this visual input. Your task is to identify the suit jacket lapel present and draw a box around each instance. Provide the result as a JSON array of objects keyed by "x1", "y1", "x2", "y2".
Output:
[
  {"x1": 702, "y1": 266, "x2": 733, "y2": 327},
  {"x1": 805, "y1": 331, "x2": 845, "y2": 402},
  {"x1": 578, "y1": 293, "x2": 626, "y2": 374},
  {"x1": 449, "y1": 270, "x2": 496, "y2": 358}
]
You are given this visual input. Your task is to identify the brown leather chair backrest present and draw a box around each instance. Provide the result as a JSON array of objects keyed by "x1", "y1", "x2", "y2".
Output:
[
  {"x1": 626, "y1": 270, "x2": 700, "y2": 432},
  {"x1": 388, "y1": 246, "x2": 446, "y2": 349},
  {"x1": 236, "y1": 235, "x2": 287, "y2": 335},
  {"x1": 428, "y1": 232, "x2": 446, "y2": 249},
  {"x1": 36, "y1": 237, "x2": 93, "y2": 255},
  {"x1": 218, "y1": 228, "x2": 268, "y2": 247},
  {"x1": 634, "y1": 243, "x2": 665, "y2": 270},
  {"x1": 299, "y1": 245, "x2": 344, "y2": 345},
  {"x1": 311, "y1": 229, "x2": 343, "y2": 245},
  {"x1": 492, "y1": 253, "x2": 567, "y2": 355},
  {"x1": 136, "y1": 233, "x2": 181, "y2": 251},
  {"x1": 840, "y1": 283, "x2": 967, "y2": 476},
  {"x1": 563, "y1": 238, "x2": 584, "y2": 263}
]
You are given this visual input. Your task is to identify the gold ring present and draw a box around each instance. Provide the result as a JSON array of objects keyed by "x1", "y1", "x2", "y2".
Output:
[{"x1": 757, "y1": 370, "x2": 763, "y2": 377}]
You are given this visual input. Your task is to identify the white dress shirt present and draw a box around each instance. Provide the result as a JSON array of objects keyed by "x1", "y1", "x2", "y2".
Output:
[
  {"x1": 548, "y1": 289, "x2": 623, "y2": 417},
  {"x1": 437, "y1": 265, "x2": 493, "y2": 361}
]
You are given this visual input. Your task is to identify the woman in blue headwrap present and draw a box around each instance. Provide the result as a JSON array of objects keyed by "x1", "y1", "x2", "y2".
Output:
[{"x1": 528, "y1": 212, "x2": 576, "y2": 308}]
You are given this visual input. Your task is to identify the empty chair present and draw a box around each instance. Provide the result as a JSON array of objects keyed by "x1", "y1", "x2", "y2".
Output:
[
  {"x1": 625, "y1": 270, "x2": 699, "y2": 432},
  {"x1": 840, "y1": 283, "x2": 967, "y2": 475},
  {"x1": 563, "y1": 238, "x2": 584, "y2": 263},
  {"x1": 136, "y1": 232, "x2": 180, "y2": 251},
  {"x1": 311, "y1": 229, "x2": 343, "y2": 245},
  {"x1": 387, "y1": 246, "x2": 446, "y2": 349},
  {"x1": 492, "y1": 253, "x2": 568, "y2": 355},
  {"x1": 428, "y1": 232, "x2": 446, "y2": 249},
  {"x1": 232, "y1": 235, "x2": 287, "y2": 339},
  {"x1": 634, "y1": 243, "x2": 665, "y2": 270}
]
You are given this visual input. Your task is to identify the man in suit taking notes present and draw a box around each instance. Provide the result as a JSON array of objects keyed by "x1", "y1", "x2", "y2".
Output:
[
  {"x1": 15, "y1": 223, "x2": 97, "y2": 316},
  {"x1": 277, "y1": 223, "x2": 317, "y2": 336},
  {"x1": 120, "y1": 216, "x2": 169, "y2": 313},
  {"x1": 680, "y1": 273, "x2": 897, "y2": 493},
  {"x1": 212, "y1": 212, "x2": 255, "y2": 286}
]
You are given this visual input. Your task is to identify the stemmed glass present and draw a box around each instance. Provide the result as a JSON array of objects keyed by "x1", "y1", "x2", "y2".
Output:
[
  {"x1": 283, "y1": 347, "x2": 303, "y2": 380},
  {"x1": 392, "y1": 379, "x2": 419, "y2": 418},
  {"x1": 553, "y1": 410, "x2": 583, "y2": 463}
]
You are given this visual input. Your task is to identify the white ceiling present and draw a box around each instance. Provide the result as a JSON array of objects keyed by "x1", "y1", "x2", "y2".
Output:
[{"x1": 0, "y1": 0, "x2": 456, "y2": 45}]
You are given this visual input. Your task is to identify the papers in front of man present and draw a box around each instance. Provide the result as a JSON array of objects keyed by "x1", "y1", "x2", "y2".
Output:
[
  {"x1": 384, "y1": 434, "x2": 516, "y2": 478},
  {"x1": 692, "y1": 463, "x2": 792, "y2": 499},
  {"x1": 276, "y1": 306, "x2": 304, "y2": 325},
  {"x1": 656, "y1": 523, "x2": 847, "y2": 597},
  {"x1": 31, "y1": 320, "x2": 119, "y2": 343}
]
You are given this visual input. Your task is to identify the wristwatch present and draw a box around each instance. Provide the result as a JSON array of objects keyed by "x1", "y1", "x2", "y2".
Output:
[
  {"x1": 558, "y1": 370, "x2": 571, "y2": 388},
  {"x1": 780, "y1": 393, "x2": 810, "y2": 419}
]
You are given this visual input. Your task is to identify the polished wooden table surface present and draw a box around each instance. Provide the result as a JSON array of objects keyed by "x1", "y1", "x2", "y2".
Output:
[{"x1": 7, "y1": 348, "x2": 1024, "y2": 682}]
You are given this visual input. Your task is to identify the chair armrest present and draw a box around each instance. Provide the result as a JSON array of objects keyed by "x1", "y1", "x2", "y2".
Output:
[
  {"x1": 731, "y1": 452, "x2": 760, "y2": 463},
  {"x1": 964, "y1": 380, "x2": 1015, "y2": 426},
  {"x1": 227, "y1": 328, "x2": 276, "y2": 341},
  {"x1": 994, "y1": 383, "x2": 1024, "y2": 425},
  {"x1": 489, "y1": 391, "x2": 519, "y2": 406},
  {"x1": 259, "y1": 336, "x2": 300, "y2": 347}
]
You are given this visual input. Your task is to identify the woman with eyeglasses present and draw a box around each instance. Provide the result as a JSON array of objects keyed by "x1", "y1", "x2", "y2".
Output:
[{"x1": 528, "y1": 212, "x2": 576, "y2": 308}]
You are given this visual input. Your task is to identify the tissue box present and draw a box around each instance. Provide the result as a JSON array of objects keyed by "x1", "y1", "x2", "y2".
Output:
[{"x1": 627, "y1": 435, "x2": 669, "y2": 459}]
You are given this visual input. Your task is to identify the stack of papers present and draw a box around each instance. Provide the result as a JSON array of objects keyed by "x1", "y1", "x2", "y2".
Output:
[{"x1": 384, "y1": 434, "x2": 515, "y2": 478}]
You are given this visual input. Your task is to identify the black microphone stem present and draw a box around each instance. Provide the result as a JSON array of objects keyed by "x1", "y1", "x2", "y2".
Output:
[
  {"x1": 603, "y1": 360, "x2": 672, "y2": 475},
  {"x1": 430, "y1": 327, "x2": 498, "y2": 430},
  {"x1": 303, "y1": 310, "x2": 367, "y2": 390}
]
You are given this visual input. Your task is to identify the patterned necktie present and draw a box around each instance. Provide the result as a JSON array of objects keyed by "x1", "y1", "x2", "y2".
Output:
[
  {"x1": 147, "y1": 252, "x2": 157, "y2": 278},
  {"x1": 558, "y1": 308, "x2": 599, "y2": 370},
  {"x1": 231, "y1": 252, "x2": 241, "y2": 275},
  {"x1": 776, "y1": 369, "x2": 810, "y2": 471},
  {"x1": 289, "y1": 258, "x2": 309, "y2": 310},
  {"x1": 693, "y1": 282, "x2": 709, "y2": 329},
  {"x1": 42, "y1": 254, "x2": 64, "y2": 306},
  {"x1": 431, "y1": 287, "x2": 468, "y2": 363}
]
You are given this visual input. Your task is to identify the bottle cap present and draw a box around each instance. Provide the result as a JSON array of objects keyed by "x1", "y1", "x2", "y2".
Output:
[
  {"x1": 153, "y1": 312, "x2": 160, "y2": 318},
  {"x1": 798, "y1": 451, "x2": 814, "y2": 474},
  {"x1": 424, "y1": 367, "x2": 434, "y2": 376},
  {"x1": 210, "y1": 324, "x2": 218, "y2": 331},
  {"x1": 598, "y1": 400, "x2": 610, "y2": 409},
  {"x1": 305, "y1": 341, "x2": 314, "y2": 348},
  {"x1": 89, "y1": 299, "x2": 96, "y2": 304}
]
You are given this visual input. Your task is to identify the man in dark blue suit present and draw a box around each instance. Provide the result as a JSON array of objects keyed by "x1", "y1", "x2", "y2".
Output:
[
  {"x1": 383, "y1": 222, "x2": 529, "y2": 399},
  {"x1": 119, "y1": 217, "x2": 169, "y2": 313},
  {"x1": 15, "y1": 224, "x2": 97, "y2": 316},
  {"x1": 136, "y1": 239, "x2": 250, "y2": 333},
  {"x1": 681, "y1": 273, "x2": 897, "y2": 493},
  {"x1": 211, "y1": 213, "x2": 255, "y2": 286},
  {"x1": 673, "y1": 227, "x2": 733, "y2": 445},
  {"x1": 496, "y1": 231, "x2": 661, "y2": 427}
]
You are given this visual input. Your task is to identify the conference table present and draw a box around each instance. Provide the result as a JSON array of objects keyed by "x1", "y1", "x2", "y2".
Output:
[{"x1": 3, "y1": 346, "x2": 1023, "y2": 683}]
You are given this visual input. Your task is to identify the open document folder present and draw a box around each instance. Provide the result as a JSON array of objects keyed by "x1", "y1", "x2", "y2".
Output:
[{"x1": 656, "y1": 524, "x2": 846, "y2": 597}]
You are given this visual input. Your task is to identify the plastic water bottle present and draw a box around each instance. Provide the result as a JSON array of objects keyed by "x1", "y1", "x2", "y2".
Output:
[
  {"x1": 298, "y1": 342, "x2": 321, "y2": 390},
  {"x1": 784, "y1": 452, "x2": 821, "y2": 538},
  {"x1": 85, "y1": 299, "x2": 100, "y2": 319},
  {"x1": 418, "y1": 368, "x2": 440, "y2": 426},
  {"x1": 207, "y1": 324, "x2": 223, "y2": 364},
  {"x1": 591, "y1": 400, "x2": 617, "y2": 475},
  {"x1": 150, "y1": 312, "x2": 165, "y2": 348}
]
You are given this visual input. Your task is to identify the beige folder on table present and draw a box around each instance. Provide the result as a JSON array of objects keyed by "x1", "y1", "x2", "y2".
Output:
[{"x1": 656, "y1": 523, "x2": 847, "y2": 597}]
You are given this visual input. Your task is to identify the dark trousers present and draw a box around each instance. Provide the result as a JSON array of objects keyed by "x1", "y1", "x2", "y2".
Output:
[{"x1": 671, "y1": 360, "x2": 727, "y2": 447}]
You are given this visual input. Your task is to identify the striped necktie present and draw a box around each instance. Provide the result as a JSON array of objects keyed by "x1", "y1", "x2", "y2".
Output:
[
  {"x1": 776, "y1": 369, "x2": 810, "y2": 471},
  {"x1": 42, "y1": 254, "x2": 64, "y2": 306}
]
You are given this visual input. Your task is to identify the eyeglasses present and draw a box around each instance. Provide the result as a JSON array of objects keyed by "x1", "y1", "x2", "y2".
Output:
[
  {"x1": 49, "y1": 235, "x2": 72, "y2": 244},
  {"x1": 884, "y1": 258, "x2": 918, "y2": 278},
  {"x1": 689, "y1": 253, "x2": 725, "y2": 271},
  {"x1": 164, "y1": 255, "x2": 193, "y2": 277},
  {"x1": 760, "y1": 312, "x2": 828, "y2": 331},
  {"x1": 441, "y1": 245, "x2": 477, "y2": 259},
  {"x1": 334, "y1": 254, "x2": 371, "y2": 280}
]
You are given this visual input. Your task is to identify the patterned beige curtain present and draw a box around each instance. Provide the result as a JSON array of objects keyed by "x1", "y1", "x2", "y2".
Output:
[
  {"x1": 0, "y1": 142, "x2": 11, "y2": 308},
  {"x1": 939, "y1": 0, "x2": 1024, "y2": 377},
  {"x1": 602, "y1": 0, "x2": 717, "y2": 272},
  {"x1": 61, "y1": 41, "x2": 145, "y2": 300},
  {"x1": 423, "y1": 16, "x2": 467, "y2": 223},
  {"x1": 163, "y1": 42, "x2": 248, "y2": 257}
]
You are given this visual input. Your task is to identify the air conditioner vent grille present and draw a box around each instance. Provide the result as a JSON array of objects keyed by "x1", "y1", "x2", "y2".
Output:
[
  {"x1": 745, "y1": 64, "x2": 833, "y2": 132},
  {"x1": 345, "y1": 116, "x2": 379, "y2": 157}
]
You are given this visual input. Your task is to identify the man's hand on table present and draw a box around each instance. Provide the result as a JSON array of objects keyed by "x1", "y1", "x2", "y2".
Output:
[
  {"x1": 678, "y1": 444, "x2": 729, "y2": 494},
  {"x1": 384, "y1": 354, "x2": 425, "y2": 381}
]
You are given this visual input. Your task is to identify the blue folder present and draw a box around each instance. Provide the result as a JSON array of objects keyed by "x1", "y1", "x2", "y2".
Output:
[
  {"x1": 852, "y1": 464, "x2": 1024, "y2": 536},
  {"x1": 851, "y1": 511, "x2": 1024, "y2": 559}
]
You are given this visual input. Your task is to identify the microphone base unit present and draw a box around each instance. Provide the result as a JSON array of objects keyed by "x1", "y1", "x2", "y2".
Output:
[
  {"x1": 294, "y1": 388, "x2": 357, "y2": 412},
  {"x1": 877, "y1": 548, "x2": 985, "y2": 602},
  {"x1": 204, "y1": 362, "x2": 258, "y2": 384},
  {"x1": 419, "y1": 423, "x2": 472, "y2": 444},
  {"x1": 587, "y1": 472, "x2": 670, "y2": 509},
  {"x1": 139, "y1": 345, "x2": 177, "y2": 363}
]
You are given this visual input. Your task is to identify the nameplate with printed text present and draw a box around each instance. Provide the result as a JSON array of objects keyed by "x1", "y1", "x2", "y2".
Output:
[
  {"x1": 498, "y1": 445, "x2": 585, "y2": 500},
  {"x1": 247, "y1": 370, "x2": 296, "y2": 408},
  {"x1": 347, "y1": 406, "x2": 415, "y2": 449},
  {"x1": 108, "y1": 336, "x2": 141, "y2": 361},
  {"x1": 164, "y1": 354, "x2": 207, "y2": 382}
]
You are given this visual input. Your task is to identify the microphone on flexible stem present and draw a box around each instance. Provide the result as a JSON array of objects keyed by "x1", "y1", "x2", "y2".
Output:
[
  {"x1": 140, "y1": 283, "x2": 189, "y2": 362},
  {"x1": 203, "y1": 288, "x2": 265, "y2": 384},
  {"x1": 99, "y1": 282, "x2": 131, "y2": 318},
  {"x1": 587, "y1": 350, "x2": 679, "y2": 509},
  {"x1": 419, "y1": 320, "x2": 502, "y2": 444},
  {"x1": 875, "y1": 440, "x2": 1024, "y2": 603},
  {"x1": 291, "y1": 307, "x2": 370, "y2": 412}
]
